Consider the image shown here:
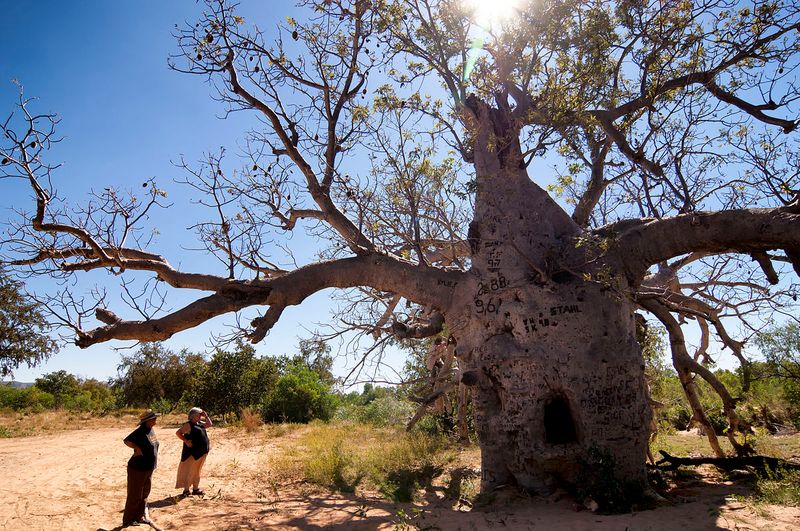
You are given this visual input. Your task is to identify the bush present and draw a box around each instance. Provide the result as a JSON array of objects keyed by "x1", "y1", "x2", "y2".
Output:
[
  {"x1": 149, "y1": 397, "x2": 174, "y2": 415},
  {"x1": 62, "y1": 391, "x2": 93, "y2": 412},
  {"x1": 262, "y1": 364, "x2": 337, "y2": 423},
  {"x1": 240, "y1": 407, "x2": 263, "y2": 433},
  {"x1": 11, "y1": 387, "x2": 55, "y2": 412},
  {"x1": 0, "y1": 385, "x2": 20, "y2": 411},
  {"x1": 187, "y1": 342, "x2": 277, "y2": 420},
  {"x1": 335, "y1": 395, "x2": 414, "y2": 427}
]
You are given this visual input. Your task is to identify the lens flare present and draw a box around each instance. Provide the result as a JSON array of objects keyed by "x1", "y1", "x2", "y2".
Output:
[{"x1": 464, "y1": 0, "x2": 523, "y2": 29}]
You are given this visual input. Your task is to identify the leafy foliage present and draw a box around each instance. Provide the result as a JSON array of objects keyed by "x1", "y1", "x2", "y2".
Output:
[
  {"x1": 262, "y1": 361, "x2": 337, "y2": 423},
  {"x1": 1, "y1": 372, "x2": 115, "y2": 413},
  {"x1": 336, "y1": 384, "x2": 415, "y2": 426},
  {"x1": 0, "y1": 385, "x2": 54, "y2": 412},
  {"x1": 755, "y1": 322, "x2": 800, "y2": 383},
  {"x1": 114, "y1": 343, "x2": 205, "y2": 409},
  {"x1": 0, "y1": 269, "x2": 57, "y2": 377},
  {"x1": 35, "y1": 370, "x2": 80, "y2": 408},
  {"x1": 186, "y1": 341, "x2": 278, "y2": 419}
]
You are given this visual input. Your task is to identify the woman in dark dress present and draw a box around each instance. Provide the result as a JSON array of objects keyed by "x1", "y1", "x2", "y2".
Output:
[
  {"x1": 122, "y1": 410, "x2": 160, "y2": 527},
  {"x1": 175, "y1": 407, "x2": 212, "y2": 496}
]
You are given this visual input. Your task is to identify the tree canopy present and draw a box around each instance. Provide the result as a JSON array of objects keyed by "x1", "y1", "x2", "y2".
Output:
[{"x1": 0, "y1": 268, "x2": 58, "y2": 377}]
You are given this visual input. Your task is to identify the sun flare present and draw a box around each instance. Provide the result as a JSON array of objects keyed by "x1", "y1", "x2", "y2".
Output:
[{"x1": 465, "y1": 0, "x2": 523, "y2": 29}]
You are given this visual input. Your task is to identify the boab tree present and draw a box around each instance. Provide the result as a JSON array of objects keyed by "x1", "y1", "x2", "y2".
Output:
[{"x1": 2, "y1": 0, "x2": 800, "y2": 495}]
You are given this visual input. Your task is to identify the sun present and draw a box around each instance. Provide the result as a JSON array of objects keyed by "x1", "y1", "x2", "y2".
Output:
[{"x1": 464, "y1": 0, "x2": 523, "y2": 30}]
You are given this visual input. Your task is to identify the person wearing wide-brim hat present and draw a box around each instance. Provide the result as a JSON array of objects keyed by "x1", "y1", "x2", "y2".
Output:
[
  {"x1": 122, "y1": 410, "x2": 160, "y2": 527},
  {"x1": 175, "y1": 407, "x2": 213, "y2": 496}
]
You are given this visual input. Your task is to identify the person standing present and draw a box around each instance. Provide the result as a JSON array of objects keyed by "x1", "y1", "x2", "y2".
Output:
[
  {"x1": 122, "y1": 410, "x2": 160, "y2": 527},
  {"x1": 175, "y1": 407, "x2": 212, "y2": 496}
]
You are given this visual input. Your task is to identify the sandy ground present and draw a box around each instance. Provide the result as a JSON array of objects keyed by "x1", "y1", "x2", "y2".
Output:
[{"x1": 1, "y1": 424, "x2": 799, "y2": 530}]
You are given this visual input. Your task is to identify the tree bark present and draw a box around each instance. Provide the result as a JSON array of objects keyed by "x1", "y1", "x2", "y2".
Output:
[{"x1": 443, "y1": 101, "x2": 651, "y2": 493}]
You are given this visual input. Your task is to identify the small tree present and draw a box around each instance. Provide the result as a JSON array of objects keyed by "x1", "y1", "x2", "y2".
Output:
[
  {"x1": 754, "y1": 322, "x2": 800, "y2": 427},
  {"x1": 755, "y1": 322, "x2": 800, "y2": 382},
  {"x1": 0, "y1": 269, "x2": 58, "y2": 377},
  {"x1": 34, "y1": 370, "x2": 80, "y2": 408},
  {"x1": 187, "y1": 341, "x2": 278, "y2": 419},
  {"x1": 115, "y1": 343, "x2": 204, "y2": 408}
]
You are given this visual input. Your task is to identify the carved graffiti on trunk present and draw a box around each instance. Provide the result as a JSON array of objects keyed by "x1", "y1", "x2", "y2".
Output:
[{"x1": 520, "y1": 303, "x2": 583, "y2": 334}]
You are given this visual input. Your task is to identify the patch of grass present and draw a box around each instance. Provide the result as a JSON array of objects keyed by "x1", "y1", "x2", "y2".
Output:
[
  {"x1": 749, "y1": 431, "x2": 800, "y2": 459},
  {"x1": 266, "y1": 421, "x2": 456, "y2": 502},
  {"x1": 651, "y1": 431, "x2": 737, "y2": 458},
  {"x1": 306, "y1": 438, "x2": 363, "y2": 493},
  {"x1": 370, "y1": 430, "x2": 451, "y2": 502},
  {"x1": 751, "y1": 468, "x2": 800, "y2": 507},
  {"x1": 263, "y1": 422, "x2": 302, "y2": 439},
  {"x1": 652, "y1": 430, "x2": 800, "y2": 462}
]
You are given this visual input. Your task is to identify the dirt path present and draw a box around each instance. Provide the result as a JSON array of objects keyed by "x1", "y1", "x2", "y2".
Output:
[{"x1": 1, "y1": 425, "x2": 799, "y2": 530}]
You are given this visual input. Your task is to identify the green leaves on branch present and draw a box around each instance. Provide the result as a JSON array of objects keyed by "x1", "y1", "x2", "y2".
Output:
[{"x1": 0, "y1": 270, "x2": 58, "y2": 378}]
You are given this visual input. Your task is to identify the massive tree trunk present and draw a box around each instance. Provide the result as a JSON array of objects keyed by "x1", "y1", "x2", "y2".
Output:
[{"x1": 445, "y1": 102, "x2": 651, "y2": 494}]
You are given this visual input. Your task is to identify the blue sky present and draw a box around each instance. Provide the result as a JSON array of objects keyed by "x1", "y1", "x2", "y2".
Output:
[
  {"x1": 1, "y1": 1, "x2": 758, "y2": 384},
  {"x1": 0, "y1": 1, "x2": 357, "y2": 383}
]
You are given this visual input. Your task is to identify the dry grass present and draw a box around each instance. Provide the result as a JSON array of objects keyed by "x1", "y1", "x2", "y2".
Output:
[
  {"x1": 0, "y1": 410, "x2": 187, "y2": 437},
  {"x1": 239, "y1": 407, "x2": 263, "y2": 433},
  {"x1": 263, "y1": 421, "x2": 463, "y2": 502},
  {"x1": 651, "y1": 430, "x2": 800, "y2": 460}
]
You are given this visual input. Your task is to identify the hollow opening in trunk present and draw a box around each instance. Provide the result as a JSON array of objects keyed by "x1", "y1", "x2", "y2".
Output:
[{"x1": 544, "y1": 394, "x2": 578, "y2": 444}]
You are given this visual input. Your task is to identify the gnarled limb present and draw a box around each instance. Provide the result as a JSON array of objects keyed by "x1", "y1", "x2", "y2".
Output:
[
  {"x1": 639, "y1": 297, "x2": 754, "y2": 457},
  {"x1": 613, "y1": 207, "x2": 800, "y2": 285}
]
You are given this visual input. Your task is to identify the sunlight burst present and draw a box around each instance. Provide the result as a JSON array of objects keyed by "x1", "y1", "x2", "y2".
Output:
[{"x1": 464, "y1": 0, "x2": 523, "y2": 29}]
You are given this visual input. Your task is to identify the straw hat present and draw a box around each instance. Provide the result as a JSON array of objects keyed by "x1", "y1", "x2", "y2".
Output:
[{"x1": 139, "y1": 410, "x2": 160, "y2": 424}]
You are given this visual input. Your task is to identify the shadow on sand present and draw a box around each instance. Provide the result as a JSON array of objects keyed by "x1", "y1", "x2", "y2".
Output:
[{"x1": 140, "y1": 467, "x2": 751, "y2": 530}]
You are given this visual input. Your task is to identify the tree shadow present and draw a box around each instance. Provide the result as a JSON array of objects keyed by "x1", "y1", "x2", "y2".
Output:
[{"x1": 141, "y1": 466, "x2": 769, "y2": 530}]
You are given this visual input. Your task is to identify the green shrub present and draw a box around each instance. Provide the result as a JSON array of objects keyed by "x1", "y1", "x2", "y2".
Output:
[
  {"x1": 62, "y1": 391, "x2": 93, "y2": 412},
  {"x1": 5, "y1": 387, "x2": 55, "y2": 411},
  {"x1": 335, "y1": 395, "x2": 414, "y2": 427},
  {"x1": 149, "y1": 397, "x2": 174, "y2": 415},
  {"x1": 262, "y1": 364, "x2": 337, "y2": 423},
  {"x1": 0, "y1": 385, "x2": 20, "y2": 410}
]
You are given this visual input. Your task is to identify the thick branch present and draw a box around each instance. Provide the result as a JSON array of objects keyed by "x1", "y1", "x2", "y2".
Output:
[
  {"x1": 75, "y1": 254, "x2": 464, "y2": 347},
  {"x1": 613, "y1": 207, "x2": 800, "y2": 284}
]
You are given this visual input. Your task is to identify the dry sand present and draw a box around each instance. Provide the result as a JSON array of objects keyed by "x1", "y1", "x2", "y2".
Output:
[{"x1": 1, "y1": 423, "x2": 798, "y2": 530}]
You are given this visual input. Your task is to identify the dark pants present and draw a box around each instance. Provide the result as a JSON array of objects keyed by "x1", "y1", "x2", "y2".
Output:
[{"x1": 123, "y1": 465, "x2": 153, "y2": 525}]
